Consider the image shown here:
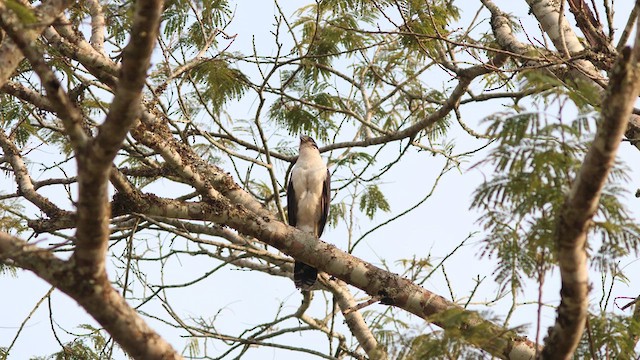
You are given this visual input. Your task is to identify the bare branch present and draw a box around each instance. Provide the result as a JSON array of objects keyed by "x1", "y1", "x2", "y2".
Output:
[
  {"x1": 0, "y1": 130, "x2": 69, "y2": 218},
  {"x1": 322, "y1": 276, "x2": 389, "y2": 360}
]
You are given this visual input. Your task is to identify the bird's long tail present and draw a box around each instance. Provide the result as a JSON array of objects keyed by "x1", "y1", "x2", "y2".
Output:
[{"x1": 294, "y1": 261, "x2": 318, "y2": 290}]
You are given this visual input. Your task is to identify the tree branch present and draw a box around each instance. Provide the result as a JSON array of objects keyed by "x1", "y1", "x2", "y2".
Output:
[
  {"x1": 0, "y1": 231, "x2": 183, "y2": 359},
  {"x1": 111, "y1": 191, "x2": 539, "y2": 360},
  {"x1": 0, "y1": 4, "x2": 87, "y2": 149},
  {"x1": 73, "y1": 0, "x2": 164, "y2": 271},
  {"x1": 0, "y1": 0, "x2": 73, "y2": 87},
  {"x1": 321, "y1": 276, "x2": 389, "y2": 360},
  {"x1": 566, "y1": 0, "x2": 615, "y2": 54},
  {"x1": 541, "y1": 22, "x2": 640, "y2": 360},
  {"x1": 0, "y1": 130, "x2": 69, "y2": 218}
]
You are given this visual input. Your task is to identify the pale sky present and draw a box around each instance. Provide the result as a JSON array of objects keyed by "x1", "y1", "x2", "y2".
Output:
[{"x1": 1, "y1": 1, "x2": 639, "y2": 359}]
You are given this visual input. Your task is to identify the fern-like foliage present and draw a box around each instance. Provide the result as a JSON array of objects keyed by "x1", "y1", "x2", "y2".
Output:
[
  {"x1": 471, "y1": 112, "x2": 640, "y2": 291},
  {"x1": 386, "y1": 308, "x2": 514, "y2": 359},
  {"x1": 268, "y1": 74, "x2": 337, "y2": 142},
  {"x1": 189, "y1": 58, "x2": 249, "y2": 114},
  {"x1": 0, "y1": 95, "x2": 36, "y2": 147},
  {"x1": 293, "y1": 1, "x2": 376, "y2": 75},
  {"x1": 399, "y1": 0, "x2": 461, "y2": 60},
  {"x1": 360, "y1": 184, "x2": 391, "y2": 219},
  {"x1": 162, "y1": 0, "x2": 231, "y2": 50},
  {"x1": 574, "y1": 312, "x2": 640, "y2": 359},
  {"x1": 103, "y1": 2, "x2": 134, "y2": 44},
  {"x1": 32, "y1": 324, "x2": 113, "y2": 360}
]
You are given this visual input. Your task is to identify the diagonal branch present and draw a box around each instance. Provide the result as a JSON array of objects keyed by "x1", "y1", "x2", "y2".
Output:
[
  {"x1": 321, "y1": 276, "x2": 389, "y2": 360},
  {"x1": 0, "y1": 130, "x2": 69, "y2": 218},
  {"x1": 111, "y1": 192, "x2": 539, "y2": 360},
  {"x1": 541, "y1": 22, "x2": 640, "y2": 359},
  {"x1": 0, "y1": 4, "x2": 87, "y2": 150},
  {"x1": 0, "y1": 231, "x2": 183, "y2": 359},
  {"x1": 318, "y1": 54, "x2": 508, "y2": 152},
  {"x1": 566, "y1": 0, "x2": 614, "y2": 53}
]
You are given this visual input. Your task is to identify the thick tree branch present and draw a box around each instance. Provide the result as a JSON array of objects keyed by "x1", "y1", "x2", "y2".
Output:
[
  {"x1": 566, "y1": 0, "x2": 615, "y2": 54},
  {"x1": 541, "y1": 25, "x2": 640, "y2": 360},
  {"x1": 73, "y1": 0, "x2": 163, "y2": 271},
  {"x1": 85, "y1": 0, "x2": 106, "y2": 54},
  {"x1": 111, "y1": 192, "x2": 538, "y2": 360},
  {"x1": 43, "y1": 22, "x2": 118, "y2": 87},
  {"x1": 0, "y1": 232, "x2": 183, "y2": 359},
  {"x1": 0, "y1": 0, "x2": 73, "y2": 87},
  {"x1": 1, "y1": 81, "x2": 56, "y2": 113},
  {"x1": 132, "y1": 114, "x2": 271, "y2": 217},
  {"x1": 525, "y1": 0, "x2": 603, "y2": 76}
]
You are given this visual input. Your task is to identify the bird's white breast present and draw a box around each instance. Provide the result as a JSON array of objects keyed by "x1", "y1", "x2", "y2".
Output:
[{"x1": 291, "y1": 159, "x2": 326, "y2": 234}]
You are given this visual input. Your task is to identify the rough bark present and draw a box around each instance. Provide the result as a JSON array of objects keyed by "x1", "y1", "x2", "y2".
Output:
[
  {"x1": 0, "y1": 130, "x2": 69, "y2": 218},
  {"x1": 540, "y1": 29, "x2": 640, "y2": 360},
  {"x1": 321, "y1": 276, "x2": 389, "y2": 360},
  {"x1": 0, "y1": 0, "x2": 180, "y2": 358},
  {"x1": 0, "y1": 0, "x2": 73, "y2": 87},
  {"x1": 0, "y1": 232, "x2": 183, "y2": 359},
  {"x1": 525, "y1": 0, "x2": 604, "y2": 79},
  {"x1": 72, "y1": 0, "x2": 163, "y2": 273},
  {"x1": 108, "y1": 189, "x2": 539, "y2": 360},
  {"x1": 566, "y1": 0, "x2": 615, "y2": 54}
]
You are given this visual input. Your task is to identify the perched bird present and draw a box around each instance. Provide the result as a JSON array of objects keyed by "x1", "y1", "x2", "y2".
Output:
[{"x1": 287, "y1": 135, "x2": 331, "y2": 290}]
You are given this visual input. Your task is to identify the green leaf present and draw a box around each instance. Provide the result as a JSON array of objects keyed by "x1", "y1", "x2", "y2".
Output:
[
  {"x1": 190, "y1": 58, "x2": 248, "y2": 113},
  {"x1": 333, "y1": 152, "x2": 374, "y2": 166},
  {"x1": 575, "y1": 312, "x2": 640, "y2": 358},
  {"x1": 328, "y1": 202, "x2": 346, "y2": 228},
  {"x1": 471, "y1": 111, "x2": 639, "y2": 290},
  {"x1": 268, "y1": 101, "x2": 333, "y2": 142},
  {"x1": 359, "y1": 184, "x2": 390, "y2": 219}
]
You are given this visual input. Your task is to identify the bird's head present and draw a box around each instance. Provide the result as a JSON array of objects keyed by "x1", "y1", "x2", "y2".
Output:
[{"x1": 299, "y1": 135, "x2": 318, "y2": 150}]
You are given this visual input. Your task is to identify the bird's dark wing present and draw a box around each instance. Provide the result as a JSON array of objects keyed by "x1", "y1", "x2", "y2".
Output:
[
  {"x1": 317, "y1": 168, "x2": 331, "y2": 237},
  {"x1": 286, "y1": 172, "x2": 297, "y2": 227}
]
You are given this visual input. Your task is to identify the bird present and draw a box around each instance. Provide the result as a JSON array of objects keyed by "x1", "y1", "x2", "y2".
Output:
[{"x1": 287, "y1": 135, "x2": 331, "y2": 290}]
